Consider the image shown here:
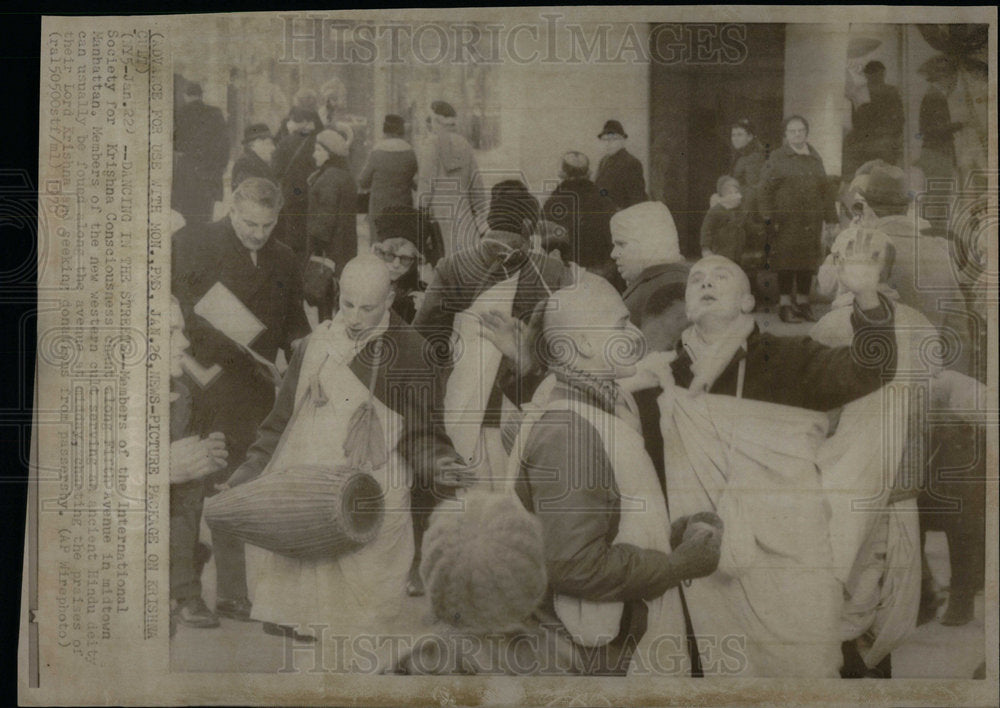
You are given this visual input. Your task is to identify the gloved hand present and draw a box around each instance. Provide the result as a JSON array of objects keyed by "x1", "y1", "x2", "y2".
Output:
[
  {"x1": 666, "y1": 515, "x2": 723, "y2": 581},
  {"x1": 669, "y1": 511, "x2": 723, "y2": 550}
]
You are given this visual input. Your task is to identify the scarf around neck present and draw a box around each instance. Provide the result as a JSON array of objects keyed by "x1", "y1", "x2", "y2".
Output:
[{"x1": 681, "y1": 313, "x2": 756, "y2": 395}]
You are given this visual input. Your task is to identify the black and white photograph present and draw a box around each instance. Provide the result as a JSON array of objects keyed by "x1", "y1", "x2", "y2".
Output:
[{"x1": 21, "y1": 7, "x2": 997, "y2": 706}]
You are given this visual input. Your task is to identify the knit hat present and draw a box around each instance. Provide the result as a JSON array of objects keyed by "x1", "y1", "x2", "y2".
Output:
[
  {"x1": 610, "y1": 201, "x2": 682, "y2": 264},
  {"x1": 315, "y1": 129, "x2": 350, "y2": 158},
  {"x1": 421, "y1": 491, "x2": 547, "y2": 634}
]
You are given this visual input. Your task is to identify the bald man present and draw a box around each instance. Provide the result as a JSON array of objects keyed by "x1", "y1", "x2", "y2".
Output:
[
  {"x1": 657, "y1": 251, "x2": 899, "y2": 677},
  {"x1": 509, "y1": 275, "x2": 722, "y2": 675},
  {"x1": 541, "y1": 151, "x2": 619, "y2": 285},
  {"x1": 224, "y1": 255, "x2": 461, "y2": 652}
]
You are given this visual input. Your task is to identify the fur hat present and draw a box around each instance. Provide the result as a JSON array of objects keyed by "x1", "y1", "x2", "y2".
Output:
[
  {"x1": 610, "y1": 201, "x2": 682, "y2": 264},
  {"x1": 421, "y1": 491, "x2": 547, "y2": 634}
]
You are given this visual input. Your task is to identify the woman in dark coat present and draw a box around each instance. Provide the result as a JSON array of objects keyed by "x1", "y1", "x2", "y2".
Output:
[{"x1": 759, "y1": 115, "x2": 837, "y2": 323}]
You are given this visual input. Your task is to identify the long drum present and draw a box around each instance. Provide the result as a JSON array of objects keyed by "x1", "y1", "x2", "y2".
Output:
[{"x1": 203, "y1": 465, "x2": 384, "y2": 559}]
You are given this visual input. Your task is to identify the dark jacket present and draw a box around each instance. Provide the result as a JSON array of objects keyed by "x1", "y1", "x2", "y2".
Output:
[
  {"x1": 173, "y1": 99, "x2": 229, "y2": 215},
  {"x1": 358, "y1": 138, "x2": 418, "y2": 234},
  {"x1": 621, "y1": 261, "x2": 690, "y2": 490},
  {"x1": 541, "y1": 177, "x2": 617, "y2": 268},
  {"x1": 758, "y1": 143, "x2": 836, "y2": 271},
  {"x1": 228, "y1": 312, "x2": 457, "y2": 489},
  {"x1": 390, "y1": 268, "x2": 423, "y2": 324},
  {"x1": 595, "y1": 148, "x2": 647, "y2": 210},
  {"x1": 670, "y1": 295, "x2": 898, "y2": 410},
  {"x1": 731, "y1": 138, "x2": 767, "y2": 192},
  {"x1": 307, "y1": 155, "x2": 357, "y2": 273},
  {"x1": 171, "y1": 217, "x2": 311, "y2": 469},
  {"x1": 413, "y1": 243, "x2": 573, "y2": 427},
  {"x1": 513, "y1": 377, "x2": 687, "y2": 673},
  {"x1": 919, "y1": 86, "x2": 961, "y2": 156},
  {"x1": 272, "y1": 130, "x2": 317, "y2": 255},
  {"x1": 699, "y1": 203, "x2": 747, "y2": 264},
  {"x1": 622, "y1": 262, "x2": 690, "y2": 352},
  {"x1": 231, "y1": 148, "x2": 275, "y2": 190}
]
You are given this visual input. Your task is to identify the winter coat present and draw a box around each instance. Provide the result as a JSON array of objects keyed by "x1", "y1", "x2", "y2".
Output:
[
  {"x1": 595, "y1": 148, "x2": 647, "y2": 210},
  {"x1": 306, "y1": 155, "x2": 358, "y2": 274},
  {"x1": 541, "y1": 177, "x2": 617, "y2": 269},
  {"x1": 700, "y1": 203, "x2": 747, "y2": 264},
  {"x1": 758, "y1": 143, "x2": 836, "y2": 271},
  {"x1": 231, "y1": 148, "x2": 275, "y2": 190},
  {"x1": 358, "y1": 138, "x2": 418, "y2": 235}
]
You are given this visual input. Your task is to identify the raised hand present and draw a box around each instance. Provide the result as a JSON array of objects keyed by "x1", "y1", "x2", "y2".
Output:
[{"x1": 835, "y1": 227, "x2": 884, "y2": 310}]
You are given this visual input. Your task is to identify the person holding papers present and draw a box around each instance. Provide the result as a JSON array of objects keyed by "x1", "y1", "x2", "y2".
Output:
[{"x1": 172, "y1": 177, "x2": 310, "y2": 624}]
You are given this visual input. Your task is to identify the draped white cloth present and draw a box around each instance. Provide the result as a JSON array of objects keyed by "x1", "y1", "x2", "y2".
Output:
[
  {"x1": 812, "y1": 295, "x2": 926, "y2": 667},
  {"x1": 660, "y1": 389, "x2": 842, "y2": 677},
  {"x1": 246, "y1": 315, "x2": 413, "y2": 670}
]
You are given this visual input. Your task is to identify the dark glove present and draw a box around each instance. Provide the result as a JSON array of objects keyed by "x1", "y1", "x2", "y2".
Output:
[
  {"x1": 670, "y1": 511, "x2": 723, "y2": 550},
  {"x1": 665, "y1": 519, "x2": 723, "y2": 582},
  {"x1": 669, "y1": 516, "x2": 690, "y2": 551}
]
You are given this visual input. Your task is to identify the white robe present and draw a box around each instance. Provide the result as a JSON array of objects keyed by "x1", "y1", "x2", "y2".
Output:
[{"x1": 246, "y1": 316, "x2": 413, "y2": 669}]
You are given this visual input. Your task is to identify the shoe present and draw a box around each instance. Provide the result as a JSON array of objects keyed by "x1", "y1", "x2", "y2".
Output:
[
  {"x1": 263, "y1": 622, "x2": 317, "y2": 643},
  {"x1": 215, "y1": 597, "x2": 254, "y2": 622},
  {"x1": 779, "y1": 305, "x2": 803, "y2": 324},
  {"x1": 794, "y1": 302, "x2": 817, "y2": 322},
  {"x1": 174, "y1": 597, "x2": 220, "y2": 629}
]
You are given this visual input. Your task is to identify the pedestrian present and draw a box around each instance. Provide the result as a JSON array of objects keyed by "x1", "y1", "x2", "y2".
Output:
[
  {"x1": 304, "y1": 128, "x2": 358, "y2": 322},
  {"x1": 541, "y1": 151, "x2": 620, "y2": 287},
  {"x1": 359, "y1": 114, "x2": 418, "y2": 241},
  {"x1": 759, "y1": 115, "x2": 838, "y2": 323},
  {"x1": 700, "y1": 175, "x2": 747, "y2": 264},
  {"x1": 231, "y1": 123, "x2": 276, "y2": 190},
  {"x1": 594, "y1": 120, "x2": 647, "y2": 209},
  {"x1": 173, "y1": 83, "x2": 229, "y2": 225},
  {"x1": 417, "y1": 100, "x2": 487, "y2": 256},
  {"x1": 172, "y1": 177, "x2": 311, "y2": 625}
]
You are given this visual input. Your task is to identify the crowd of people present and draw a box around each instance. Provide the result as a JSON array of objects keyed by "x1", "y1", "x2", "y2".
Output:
[{"x1": 167, "y1": 82, "x2": 988, "y2": 679}]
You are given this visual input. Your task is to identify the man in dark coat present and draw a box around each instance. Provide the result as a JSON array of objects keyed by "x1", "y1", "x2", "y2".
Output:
[
  {"x1": 844, "y1": 61, "x2": 904, "y2": 175},
  {"x1": 594, "y1": 120, "x2": 648, "y2": 210},
  {"x1": 173, "y1": 83, "x2": 229, "y2": 225},
  {"x1": 231, "y1": 123, "x2": 276, "y2": 190},
  {"x1": 542, "y1": 151, "x2": 621, "y2": 286},
  {"x1": 759, "y1": 115, "x2": 837, "y2": 323},
  {"x1": 271, "y1": 107, "x2": 319, "y2": 257},
  {"x1": 172, "y1": 177, "x2": 310, "y2": 622}
]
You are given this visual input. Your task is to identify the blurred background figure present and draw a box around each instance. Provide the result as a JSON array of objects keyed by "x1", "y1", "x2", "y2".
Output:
[
  {"x1": 173, "y1": 83, "x2": 230, "y2": 225},
  {"x1": 231, "y1": 123, "x2": 276, "y2": 190},
  {"x1": 359, "y1": 115, "x2": 418, "y2": 242},
  {"x1": 595, "y1": 119, "x2": 648, "y2": 209}
]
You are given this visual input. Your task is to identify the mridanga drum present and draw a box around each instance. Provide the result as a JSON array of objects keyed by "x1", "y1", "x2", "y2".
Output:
[{"x1": 204, "y1": 464, "x2": 384, "y2": 559}]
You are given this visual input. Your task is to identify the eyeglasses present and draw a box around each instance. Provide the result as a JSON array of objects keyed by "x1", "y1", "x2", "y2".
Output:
[{"x1": 373, "y1": 245, "x2": 416, "y2": 268}]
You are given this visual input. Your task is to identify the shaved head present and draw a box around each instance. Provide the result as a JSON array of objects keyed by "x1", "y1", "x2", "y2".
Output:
[
  {"x1": 541, "y1": 275, "x2": 643, "y2": 379},
  {"x1": 685, "y1": 255, "x2": 754, "y2": 327},
  {"x1": 339, "y1": 255, "x2": 394, "y2": 339}
]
